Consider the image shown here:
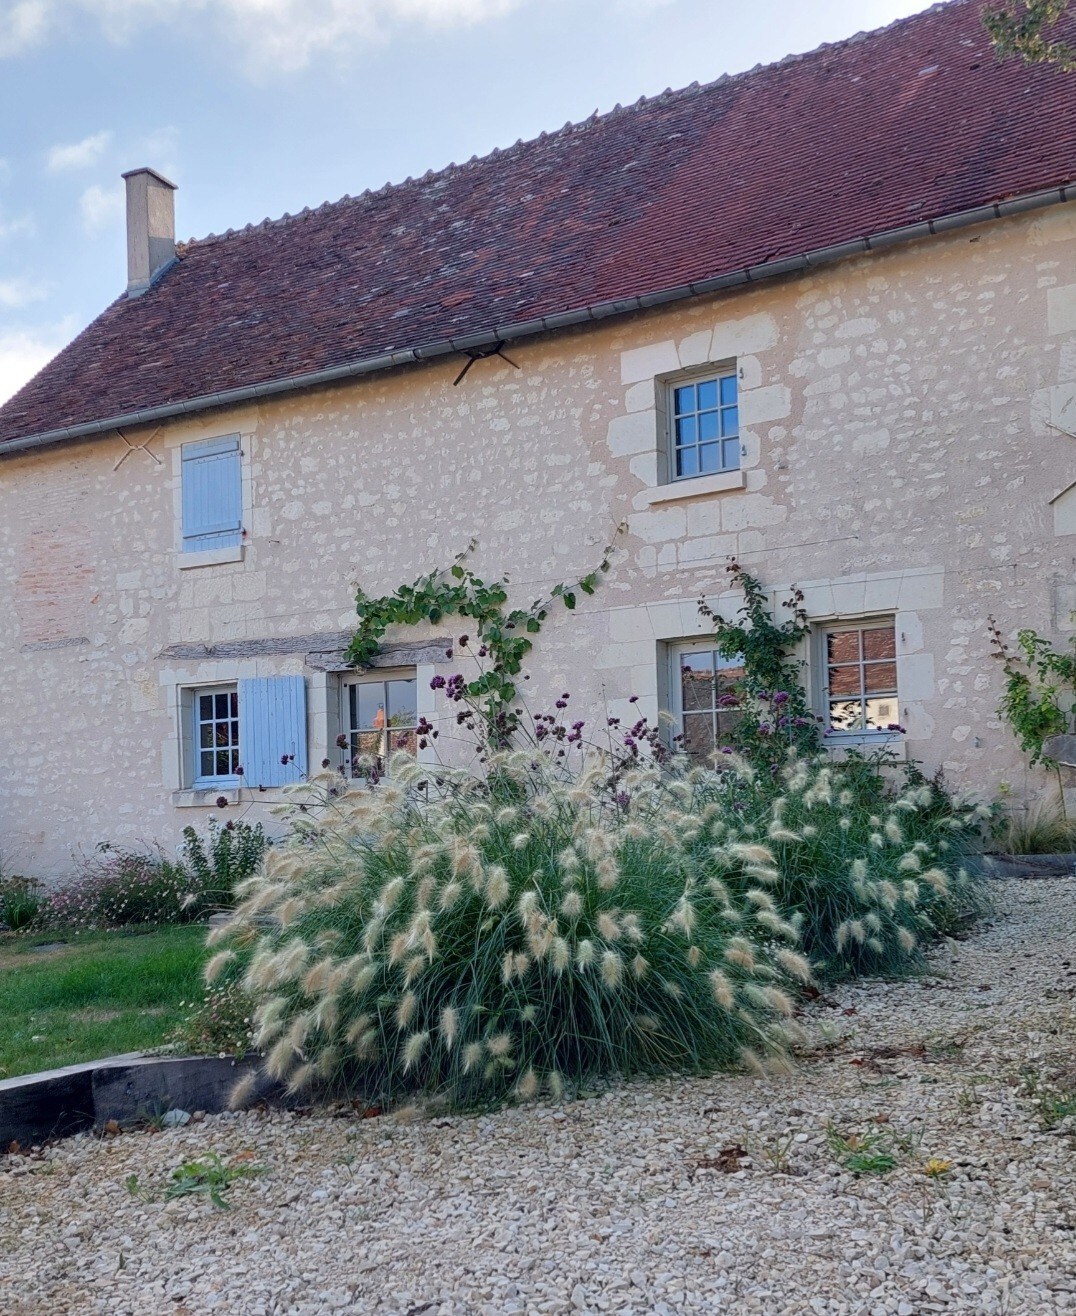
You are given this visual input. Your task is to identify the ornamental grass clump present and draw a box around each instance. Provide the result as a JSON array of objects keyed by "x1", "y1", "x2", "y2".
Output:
[
  {"x1": 214, "y1": 753, "x2": 804, "y2": 1109},
  {"x1": 683, "y1": 749, "x2": 987, "y2": 982}
]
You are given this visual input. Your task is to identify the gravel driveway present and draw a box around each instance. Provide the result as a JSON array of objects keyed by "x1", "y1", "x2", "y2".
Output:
[{"x1": 2, "y1": 878, "x2": 1075, "y2": 1315}]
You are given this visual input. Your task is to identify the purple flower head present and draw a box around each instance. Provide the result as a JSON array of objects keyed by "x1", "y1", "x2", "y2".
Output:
[
  {"x1": 628, "y1": 695, "x2": 639, "y2": 704},
  {"x1": 430, "y1": 675, "x2": 447, "y2": 690},
  {"x1": 772, "y1": 691, "x2": 790, "y2": 706}
]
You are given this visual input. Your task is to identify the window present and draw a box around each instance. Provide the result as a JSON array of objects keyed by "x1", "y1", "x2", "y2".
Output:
[
  {"x1": 342, "y1": 674, "x2": 418, "y2": 776},
  {"x1": 670, "y1": 372, "x2": 739, "y2": 480},
  {"x1": 672, "y1": 644, "x2": 746, "y2": 763},
  {"x1": 821, "y1": 622, "x2": 899, "y2": 734},
  {"x1": 181, "y1": 436, "x2": 242, "y2": 552},
  {"x1": 193, "y1": 684, "x2": 240, "y2": 785}
]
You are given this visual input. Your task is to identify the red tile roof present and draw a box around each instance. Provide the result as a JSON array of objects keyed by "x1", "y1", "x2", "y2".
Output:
[{"x1": 1, "y1": 0, "x2": 1074, "y2": 450}]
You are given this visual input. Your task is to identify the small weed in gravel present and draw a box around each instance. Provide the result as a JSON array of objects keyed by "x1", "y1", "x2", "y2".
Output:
[
  {"x1": 827, "y1": 1125, "x2": 899, "y2": 1176},
  {"x1": 124, "y1": 1152, "x2": 265, "y2": 1211}
]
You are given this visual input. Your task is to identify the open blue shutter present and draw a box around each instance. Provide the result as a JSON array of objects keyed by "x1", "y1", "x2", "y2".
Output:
[
  {"x1": 182, "y1": 436, "x2": 242, "y2": 551},
  {"x1": 238, "y1": 676, "x2": 307, "y2": 789}
]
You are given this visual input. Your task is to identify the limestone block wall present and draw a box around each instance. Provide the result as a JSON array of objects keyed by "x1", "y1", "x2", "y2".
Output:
[{"x1": 1, "y1": 201, "x2": 1073, "y2": 878}]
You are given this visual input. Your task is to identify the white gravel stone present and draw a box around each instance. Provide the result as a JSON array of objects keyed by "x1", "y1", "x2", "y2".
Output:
[{"x1": 1, "y1": 879, "x2": 1075, "y2": 1314}]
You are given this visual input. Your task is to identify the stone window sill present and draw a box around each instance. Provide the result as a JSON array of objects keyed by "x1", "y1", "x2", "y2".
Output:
[
  {"x1": 178, "y1": 544, "x2": 245, "y2": 571},
  {"x1": 643, "y1": 470, "x2": 747, "y2": 505},
  {"x1": 173, "y1": 787, "x2": 241, "y2": 808},
  {"x1": 824, "y1": 734, "x2": 906, "y2": 760}
]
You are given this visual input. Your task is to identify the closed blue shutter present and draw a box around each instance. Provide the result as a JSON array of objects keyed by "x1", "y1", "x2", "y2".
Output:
[
  {"x1": 182, "y1": 436, "x2": 242, "y2": 552},
  {"x1": 238, "y1": 676, "x2": 307, "y2": 789}
]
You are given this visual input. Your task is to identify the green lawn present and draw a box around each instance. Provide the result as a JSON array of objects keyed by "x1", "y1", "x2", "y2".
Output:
[{"x1": 0, "y1": 924, "x2": 208, "y2": 1080}]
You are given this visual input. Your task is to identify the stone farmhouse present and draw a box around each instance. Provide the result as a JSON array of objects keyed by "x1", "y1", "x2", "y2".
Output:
[{"x1": 1, "y1": 0, "x2": 1074, "y2": 877}]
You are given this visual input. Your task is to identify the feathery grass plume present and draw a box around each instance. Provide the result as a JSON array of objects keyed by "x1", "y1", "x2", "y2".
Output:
[
  {"x1": 205, "y1": 948, "x2": 237, "y2": 984},
  {"x1": 461, "y1": 1041, "x2": 483, "y2": 1073},
  {"x1": 709, "y1": 969, "x2": 735, "y2": 1009},
  {"x1": 440, "y1": 1006, "x2": 459, "y2": 1048},
  {"x1": 516, "y1": 1066, "x2": 539, "y2": 1100},
  {"x1": 551, "y1": 937, "x2": 571, "y2": 973},
  {"x1": 897, "y1": 926, "x2": 917, "y2": 953},
  {"x1": 898, "y1": 852, "x2": 921, "y2": 872},
  {"x1": 487, "y1": 1032, "x2": 513, "y2": 1059},
  {"x1": 396, "y1": 991, "x2": 418, "y2": 1029},
  {"x1": 768, "y1": 824, "x2": 802, "y2": 843},
  {"x1": 228, "y1": 1070, "x2": 259, "y2": 1110},
  {"x1": 597, "y1": 911, "x2": 620, "y2": 940},
  {"x1": 774, "y1": 948, "x2": 814, "y2": 985},
  {"x1": 884, "y1": 818, "x2": 904, "y2": 845},
  {"x1": 560, "y1": 890, "x2": 583, "y2": 918},
  {"x1": 601, "y1": 950, "x2": 624, "y2": 988},
  {"x1": 724, "y1": 937, "x2": 756, "y2": 971},
  {"x1": 727, "y1": 842, "x2": 777, "y2": 866},
  {"x1": 576, "y1": 939, "x2": 596, "y2": 969},
  {"x1": 485, "y1": 866, "x2": 510, "y2": 907},
  {"x1": 402, "y1": 1031, "x2": 429, "y2": 1071}
]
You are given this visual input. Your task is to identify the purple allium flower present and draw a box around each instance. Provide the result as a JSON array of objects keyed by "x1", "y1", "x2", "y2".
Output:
[
  {"x1": 430, "y1": 675, "x2": 447, "y2": 690},
  {"x1": 772, "y1": 691, "x2": 790, "y2": 706}
]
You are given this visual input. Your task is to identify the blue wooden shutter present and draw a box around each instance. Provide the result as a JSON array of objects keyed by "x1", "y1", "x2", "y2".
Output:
[
  {"x1": 182, "y1": 436, "x2": 242, "y2": 552},
  {"x1": 238, "y1": 676, "x2": 307, "y2": 789}
]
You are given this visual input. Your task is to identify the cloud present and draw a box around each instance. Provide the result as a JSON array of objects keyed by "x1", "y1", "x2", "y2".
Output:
[
  {"x1": 0, "y1": 1, "x2": 49, "y2": 57},
  {"x1": 0, "y1": 0, "x2": 528, "y2": 72},
  {"x1": 0, "y1": 210, "x2": 34, "y2": 242},
  {"x1": 0, "y1": 277, "x2": 48, "y2": 309},
  {"x1": 46, "y1": 129, "x2": 113, "y2": 172},
  {"x1": 79, "y1": 181, "x2": 124, "y2": 232},
  {"x1": 0, "y1": 320, "x2": 75, "y2": 406}
]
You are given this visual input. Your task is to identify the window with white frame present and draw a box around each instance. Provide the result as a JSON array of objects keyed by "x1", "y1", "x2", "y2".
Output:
[
  {"x1": 670, "y1": 642, "x2": 746, "y2": 763},
  {"x1": 192, "y1": 684, "x2": 241, "y2": 785},
  {"x1": 342, "y1": 672, "x2": 418, "y2": 776},
  {"x1": 669, "y1": 371, "x2": 739, "y2": 480},
  {"x1": 820, "y1": 621, "x2": 899, "y2": 735}
]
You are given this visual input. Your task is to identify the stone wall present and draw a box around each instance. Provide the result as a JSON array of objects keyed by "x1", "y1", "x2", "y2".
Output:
[{"x1": 1, "y1": 202, "x2": 1074, "y2": 877}]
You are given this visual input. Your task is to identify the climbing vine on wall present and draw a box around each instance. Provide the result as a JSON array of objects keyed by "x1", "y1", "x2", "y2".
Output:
[
  {"x1": 988, "y1": 617, "x2": 1076, "y2": 768},
  {"x1": 699, "y1": 560, "x2": 820, "y2": 763},
  {"x1": 346, "y1": 533, "x2": 621, "y2": 745}
]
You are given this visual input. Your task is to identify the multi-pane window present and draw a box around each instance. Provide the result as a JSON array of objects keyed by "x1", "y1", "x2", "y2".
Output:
[
  {"x1": 671, "y1": 373, "x2": 739, "y2": 480},
  {"x1": 675, "y1": 645, "x2": 746, "y2": 763},
  {"x1": 194, "y1": 685, "x2": 240, "y2": 783},
  {"x1": 343, "y1": 675, "x2": 418, "y2": 776},
  {"x1": 823, "y1": 623, "x2": 899, "y2": 733}
]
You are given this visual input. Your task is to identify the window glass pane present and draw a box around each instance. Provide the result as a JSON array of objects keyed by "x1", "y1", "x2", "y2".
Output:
[
  {"x1": 827, "y1": 664, "x2": 861, "y2": 696},
  {"x1": 199, "y1": 694, "x2": 214, "y2": 721},
  {"x1": 720, "y1": 375, "x2": 737, "y2": 405},
  {"x1": 717, "y1": 653, "x2": 747, "y2": 681},
  {"x1": 827, "y1": 631, "x2": 860, "y2": 665},
  {"x1": 214, "y1": 692, "x2": 229, "y2": 719},
  {"x1": 863, "y1": 628, "x2": 896, "y2": 660},
  {"x1": 199, "y1": 722, "x2": 214, "y2": 749},
  {"x1": 721, "y1": 405, "x2": 738, "y2": 437},
  {"x1": 680, "y1": 651, "x2": 716, "y2": 713},
  {"x1": 215, "y1": 749, "x2": 232, "y2": 776},
  {"x1": 828, "y1": 698, "x2": 865, "y2": 731},
  {"x1": 200, "y1": 750, "x2": 215, "y2": 777},
  {"x1": 682, "y1": 713, "x2": 716, "y2": 762},
  {"x1": 390, "y1": 727, "x2": 418, "y2": 756},
  {"x1": 699, "y1": 443, "x2": 720, "y2": 474},
  {"x1": 722, "y1": 439, "x2": 740, "y2": 471},
  {"x1": 716, "y1": 708, "x2": 743, "y2": 740},
  {"x1": 696, "y1": 379, "x2": 718, "y2": 410},
  {"x1": 229, "y1": 691, "x2": 239, "y2": 717},
  {"x1": 357, "y1": 683, "x2": 387, "y2": 731},
  {"x1": 386, "y1": 679, "x2": 417, "y2": 726},
  {"x1": 677, "y1": 446, "x2": 698, "y2": 478},
  {"x1": 355, "y1": 730, "x2": 384, "y2": 760},
  {"x1": 673, "y1": 384, "x2": 695, "y2": 414},
  {"x1": 865, "y1": 697, "x2": 898, "y2": 728},
  {"x1": 698, "y1": 410, "x2": 719, "y2": 442},
  {"x1": 675, "y1": 415, "x2": 697, "y2": 448},
  {"x1": 863, "y1": 661, "x2": 897, "y2": 694}
]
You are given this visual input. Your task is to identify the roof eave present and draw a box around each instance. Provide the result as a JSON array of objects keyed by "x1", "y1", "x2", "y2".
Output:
[{"x1": 2, "y1": 181, "x2": 1073, "y2": 459}]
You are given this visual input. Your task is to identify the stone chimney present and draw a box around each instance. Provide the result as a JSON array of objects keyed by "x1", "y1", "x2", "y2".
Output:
[{"x1": 122, "y1": 167, "x2": 177, "y2": 297}]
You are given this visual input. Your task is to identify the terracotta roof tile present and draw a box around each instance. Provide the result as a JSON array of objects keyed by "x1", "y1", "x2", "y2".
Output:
[{"x1": 1, "y1": 0, "x2": 1073, "y2": 447}]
